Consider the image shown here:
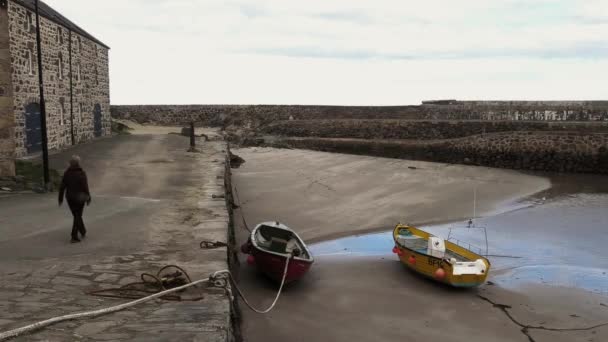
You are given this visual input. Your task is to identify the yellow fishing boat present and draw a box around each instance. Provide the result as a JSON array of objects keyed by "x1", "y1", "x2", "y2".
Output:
[{"x1": 392, "y1": 224, "x2": 490, "y2": 287}]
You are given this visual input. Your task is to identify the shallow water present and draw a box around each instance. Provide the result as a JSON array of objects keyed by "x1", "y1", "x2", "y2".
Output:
[{"x1": 311, "y1": 192, "x2": 608, "y2": 296}]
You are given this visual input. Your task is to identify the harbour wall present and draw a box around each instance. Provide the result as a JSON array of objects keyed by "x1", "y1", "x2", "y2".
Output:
[
  {"x1": 111, "y1": 102, "x2": 608, "y2": 174},
  {"x1": 110, "y1": 101, "x2": 608, "y2": 127}
]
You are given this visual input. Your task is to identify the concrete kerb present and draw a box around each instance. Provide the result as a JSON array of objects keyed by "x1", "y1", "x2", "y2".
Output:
[
  {"x1": 223, "y1": 142, "x2": 243, "y2": 342},
  {"x1": 193, "y1": 140, "x2": 241, "y2": 341}
]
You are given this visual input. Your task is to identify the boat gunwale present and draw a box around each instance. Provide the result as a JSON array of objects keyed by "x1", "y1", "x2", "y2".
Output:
[
  {"x1": 393, "y1": 224, "x2": 490, "y2": 264},
  {"x1": 393, "y1": 224, "x2": 492, "y2": 271},
  {"x1": 250, "y1": 222, "x2": 315, "y2": 263}
]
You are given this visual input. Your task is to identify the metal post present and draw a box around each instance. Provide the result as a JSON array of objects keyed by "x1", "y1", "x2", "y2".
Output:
[
  {"x1": 34, "y1": 0, "x2": 50, "y2": 189},
  {"x1": 190, "y1": 122, "x2": 195, "y2": 149},
  {"x1": 68, "y1": 29, "x2": 74, "y2": 145}
]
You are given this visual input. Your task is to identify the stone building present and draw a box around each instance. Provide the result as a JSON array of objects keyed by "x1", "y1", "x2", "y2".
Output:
[{"x1": 0, "y1": 0, "x2": 110, "y2": 176}]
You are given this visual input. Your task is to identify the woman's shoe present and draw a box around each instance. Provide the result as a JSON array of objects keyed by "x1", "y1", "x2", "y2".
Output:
[{"x1": 71, "y1": 237, "x2": 81, "y2": 243}]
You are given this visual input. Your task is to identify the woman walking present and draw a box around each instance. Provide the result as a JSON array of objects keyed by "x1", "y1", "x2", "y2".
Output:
[{"x1": 58, "y1": 155, "x2": 91, "y2": 243}]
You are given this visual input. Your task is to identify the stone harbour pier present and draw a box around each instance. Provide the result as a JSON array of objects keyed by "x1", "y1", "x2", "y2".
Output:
[{"x1": 112, "y1": 101, "x2": 608, "y2": 174}]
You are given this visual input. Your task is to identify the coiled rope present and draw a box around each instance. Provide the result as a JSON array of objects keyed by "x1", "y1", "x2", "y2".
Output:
[{"x1": 88, "y1": 265, "x2": 204, "y2": 301}]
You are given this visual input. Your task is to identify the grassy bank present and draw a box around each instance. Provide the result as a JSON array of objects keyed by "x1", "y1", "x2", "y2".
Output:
[
  {"x1": 112, "y1": 120, "x2": 132, "y2": 135},
  {"x1": 15, "y1": 160, "x2": 61, "y2": 191}
]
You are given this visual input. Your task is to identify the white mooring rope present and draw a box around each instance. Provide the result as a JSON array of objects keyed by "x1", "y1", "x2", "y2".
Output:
[
  {"x1": 218, "y1": 254, "x2": 292, "y2": 314},
  {"x1": 0, "y1": 258, "x2": 291, "y2": 341},
  {"x1": 0, "y1": 274, "x2": 218, "y2": 341}
]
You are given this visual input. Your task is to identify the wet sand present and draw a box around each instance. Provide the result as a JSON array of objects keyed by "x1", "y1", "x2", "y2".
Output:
[
  {"x1": 232, "y1": 147, "x2": 608, "y2": 342},
  {"x1": 232, "y1": 147, "x2": 550, "y2": 242}
]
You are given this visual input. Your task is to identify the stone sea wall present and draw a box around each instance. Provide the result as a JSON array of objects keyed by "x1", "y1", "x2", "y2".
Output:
[
  {"x1": 111, "y1": 104, "x2": 418, "y2": 128},
  {"x1": 276, "y1": 132, "x2": 608, "y2": 174},
  {"x1": 420, "y1": 101, "x2": 608, "y2": 121},
  {"x1": 111, "y1": 101, "x2": 608, "y2": 127},
  {"x1": 111, "y1": 102, "x2": 608, "y2": 174},
  {"x1": 262, "y1": 120, "x2": 608, "y2": 141}
]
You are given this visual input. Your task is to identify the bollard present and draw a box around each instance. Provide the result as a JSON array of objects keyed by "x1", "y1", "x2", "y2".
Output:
[
  {"x1": 187, "y1": 122, "x2": 198, "y2": 152},
  {"x1": 190, "y1": 122, "x2": 195, "y2": 149}
]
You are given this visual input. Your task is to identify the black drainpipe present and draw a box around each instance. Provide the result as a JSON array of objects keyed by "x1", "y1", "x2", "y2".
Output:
[{"x1": 68, "y1": 29, "x2": 74, "y2": 145}]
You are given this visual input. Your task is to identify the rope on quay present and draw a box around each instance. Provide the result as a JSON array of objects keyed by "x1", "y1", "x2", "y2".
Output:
[
  {"x1": 213, "y1": 254, "x2": 292, "y2": 314},
  {"x1": 0, "y1": 258, "x2": 292, "y2": 341},
  {"x1": 200, "y1": 240, "x2": 231, "y2": 250},
  {"x1": 0, "y1": 273, "x2": 218, "y2": 341}
]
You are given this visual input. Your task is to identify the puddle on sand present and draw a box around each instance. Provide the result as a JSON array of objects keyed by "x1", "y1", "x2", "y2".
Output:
[
  {"x1": 310, "y1": 231, "x2": 394, "y2": 257},
  {"x1": 310, "y1": 192, "x2": 608, "y2": 296},
  {"x1": 492, "y1": 265, "x2": 608, "y2": 296}
]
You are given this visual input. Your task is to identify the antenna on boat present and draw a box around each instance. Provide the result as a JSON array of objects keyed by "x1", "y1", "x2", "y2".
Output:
[
  {"x1": 447, "y1": 185, "x2": 490, "y2": 256},
  {"x1": 473, "y1": 186, "x2": 477, "y2": 219},
  {"x1": 468, "y1": 186, "x2": 477, "y2": 228}
]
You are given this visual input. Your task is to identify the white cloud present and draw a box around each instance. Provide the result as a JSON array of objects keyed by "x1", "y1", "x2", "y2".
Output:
[{"x1": 43, "y1": 0, "x2": 608, "y2": 104}]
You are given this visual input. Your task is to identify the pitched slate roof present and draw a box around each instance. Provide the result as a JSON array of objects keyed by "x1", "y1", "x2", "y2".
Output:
[{"x1": 13, "y1": 0, "x2": 109, "y2": 49}]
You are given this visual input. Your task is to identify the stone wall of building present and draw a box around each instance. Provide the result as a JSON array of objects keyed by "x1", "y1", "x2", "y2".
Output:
[
  {"x1": 275, "y1": 132, "x2": 608, "y2": 174},
  {"x1": 7, "y1": 0, "x2": 110, "y2": 157},
  {"x1": 0, "y1": 0, "x2": 15, "y2": 176}
]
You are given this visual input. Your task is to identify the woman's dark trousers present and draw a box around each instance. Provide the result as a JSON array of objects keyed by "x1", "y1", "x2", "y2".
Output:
[{"x1": 67, "y1": 199, "x2": 86, "y2": 239}]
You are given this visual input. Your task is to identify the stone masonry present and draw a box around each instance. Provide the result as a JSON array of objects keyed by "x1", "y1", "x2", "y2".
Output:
[
  {"x1": 111, "y1": 102, "x2": 608, "y2": 174},
  {"x1": 110, "y1": 101, "x2": 608, "y2": 128},
  {"x1": 261, "y1": 119, "x2": 608, "y2": 141},
  {"x1": 0, "y1": 0, "x2": 15, "y2": 176},
  {"x1": 275, "y1": 132, "x2": 608, "y2": 174},
  {"x1": 0, "y1": 0, "x2": 110, "y2": 176}
]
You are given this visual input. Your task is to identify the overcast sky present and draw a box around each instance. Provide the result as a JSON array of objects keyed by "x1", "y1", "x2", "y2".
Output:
[{"x1": 44, "y1": 0, "x2": 608, "y2": 105}]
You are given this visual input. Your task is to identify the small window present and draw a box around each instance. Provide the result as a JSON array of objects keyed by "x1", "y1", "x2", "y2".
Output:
[
  {"x1": 25, "y1": 50, "x2": 33, "y2": 75},
  {"x1": 25, "y1": 12, "x2": 32, "y2": 31},
  {"x1": 94, "y1": 65, "x2": 99, "y2": 85},
  {"x1": 59, "y1": 99, "x2": 65, "y2": 126},
  {"x1": 57, "y1": 53, "x2": 63, "y2": 80},
  {"x1": 57, "y1": 27, "x2": 63, "y2": 44},
  {"x1": 79, "y1": 103, "x2": 85, "y2": 121},
  {"x1": 76, "y1": 63, "x2": 81, "y2": 82}
]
